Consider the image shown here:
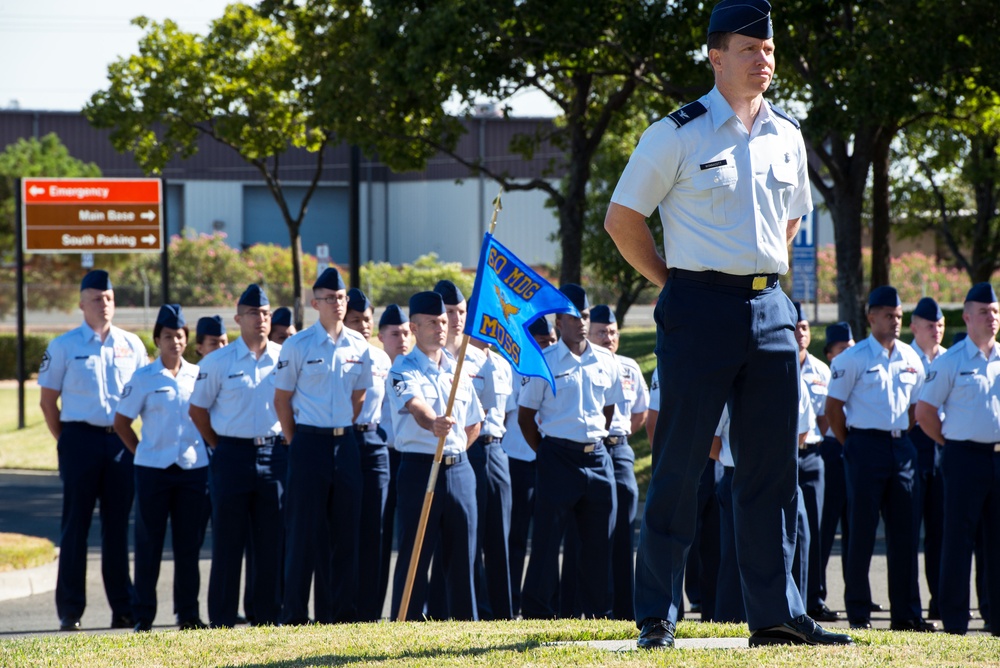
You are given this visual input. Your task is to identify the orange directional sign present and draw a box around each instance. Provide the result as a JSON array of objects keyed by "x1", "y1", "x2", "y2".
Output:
[{"x1": 21, "y1": 178, "x2": 164, "y2": 253}]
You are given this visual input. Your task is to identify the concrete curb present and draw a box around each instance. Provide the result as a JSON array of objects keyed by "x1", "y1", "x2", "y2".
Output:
[{"x1": 0, "y1": 555, "x2": 58, "y2": 602}]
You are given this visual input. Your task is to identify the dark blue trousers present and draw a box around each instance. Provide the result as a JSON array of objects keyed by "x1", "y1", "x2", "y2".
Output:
[
  {"x1": 793, "y1": 485, "x2": 810, "y2": 604},
  {"x1": 356, "y1": 441, "x2": 390, "y2": 621},
  {"x1": 132, "y1": 464, "x2": 208, "y2": 625},
  {"x1": 715, "y1": 466, "x2": 747, "y2": 623},
  {"x1": 684, "y1": 459, "x2": 720, "y2": 621},
  {"x1": 818, "y1": 435, "x2": 848, "y2": 607},
  {"x1": 467, "y1": 437, "x2": 514, "y2": 620},
  {"x1": 55, "y1": 422, "x2": 135, "y2": 621},
  {"x1": 842, "y1": 429, "x2": 920, "y2": 623},
  {"x1": 207, "y1": 438, "x2": 286, "y2": 627},
  {"x1": 909, "y1": 425, "x2": 944, "y2": 617},
  {"x1": 507, "y1": 457, "x2": 536, "y2": 616},
  {"x1": 378, "y1": 447, "x2": 402, "y2": 612},
  {"x1": 635, "y1": 280, "x2": 804, "y2": 631},
  {"x1": 392, "y1": 452, "x2": 478, "y2": 621},
  {"x1": 938, "y1": 441, "x2": 1000, "y2": 635},
  {"x1": 281, "y1": 430, "x2": 362, "y2": 624},
  {"x1": 797, "y1": 446, "x2": 825, "y2": 610},
  {"x1": 609, "y1": 441, "x2": 639, "y2": 620},
  {"x1": 521, "y1": 438, "x2": 616, "y2": 619}
]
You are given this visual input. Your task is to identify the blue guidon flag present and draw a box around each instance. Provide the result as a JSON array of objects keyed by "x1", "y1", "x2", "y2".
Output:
[{"x1": 464, "y1": 233, "x2": 579, "y2": 392}]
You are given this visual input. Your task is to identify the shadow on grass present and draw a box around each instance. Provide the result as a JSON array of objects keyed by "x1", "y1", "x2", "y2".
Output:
[{"x1": 217, "y1": 640, "x2": 542, "y2": 667}]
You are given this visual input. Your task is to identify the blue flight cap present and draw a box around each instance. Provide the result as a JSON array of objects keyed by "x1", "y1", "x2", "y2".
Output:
[
  {"x1": 197, "y1": 316, "x2": 225, "y2": 337},
  {"x1": 912, "y1": 297, "x2": 943, "y2": 321},
  {"x1": 347, "y1": 287, "x2": 373, "y2": 313},
  {"x1": 590, "y1": 305, "x2": 616, "y2": 325},
  {"x1": 708, "y1": 0, "x2": 773, "y2": 39},
  {"x1": 433, "y1": 280, "x2": 465, "y2": 305},
  {"x1": 239, "y1": 283, "x2": 269, "y2": 307},
  {"x1": 559, "y1": 284, "x2": 589, "y2": 312},
  {"x1": 793, "y1": 301, "x2": 806, "y2": 323},
  {"x1": 528, "y1": 316, "x2": 552, "y2": 337},
  {"x1": 825, "y1": 322, "x2": 853, "y2": 344},
  {"x1": 156, "y1": 304, "x2": 186, "y2": 329},
  {"x1": 965, "y1": 282, "x2": 998, "y2": 303},
  {"x1": 271, "y1": 307, "x2": 292, "y2": 327},
  {"x1": 868, "y1": 285, "x2": 900, "y2": 309},
  {"x1": 379, "y1": 304, "x2": 408, "y2": 328},
  {"x1": 409, "y1": 291, "x2": 446, "y2": 316},
  {"x1": 953, "y1": 331, "x2": 967, "y2": 345},
  {"x1": 80, "y1": 269, "x2": 112, "y2": 291},
  {"x1": 313, "y1": 267, "x2": 346, "y2": 292}
]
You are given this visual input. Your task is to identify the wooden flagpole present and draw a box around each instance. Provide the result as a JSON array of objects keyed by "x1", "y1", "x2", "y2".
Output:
[{"x1": 396, "y1": 189, "x2": 503, "y2": 621}]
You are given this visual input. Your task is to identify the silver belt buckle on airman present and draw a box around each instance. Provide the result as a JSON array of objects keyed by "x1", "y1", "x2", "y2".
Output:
[
  {"x1": 752, "y1": 275, "x2": 767, "y2": 290},
  {"x1": 994, "y1": 443, "x2": 1000, "y2": 453}
]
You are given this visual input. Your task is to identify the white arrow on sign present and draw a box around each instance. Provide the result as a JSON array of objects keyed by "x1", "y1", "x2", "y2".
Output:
[
  {"x1": 141, "y1": 234, "x2": 157, "y2": 245},
  {"x1": 140, "y1": 210, "x2": 157, "y2": 221},
  {"x1": 28, "y1": 185, "x2": 45, "y2": 196}
]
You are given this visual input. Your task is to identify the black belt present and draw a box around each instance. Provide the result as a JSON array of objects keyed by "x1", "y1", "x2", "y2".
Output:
[
  {"x1": 948, "y1": 439, "x2": 1000, "y2": 453},
  {"x1": 222, "y1": 435, "x2": 284, "y2": 447},
  {"x1": 63, "y1": 421, "x2": 116, "y2": 434},
  {"x1": 799, "y1": 441, "x2": 822, "y2": 452},
  {"x1": 603, "y1": 435, "x2": 627, "y2": 446},
  {"x1": 669, "y1": 268, "x2": 779, "y2": 292},
  {"x1": 544, "y1": 436, "x2": 601, "y2": 453},
  {"x1": 850, "y1": 427, "x2": 905, "y2": 439},
  {"x1": 401, "y1": 451, "x2": 467, "y2": 467},
  {"x1": 353, "y1": 423, "x2": 378, "y2": 433},
  {"x1": 477, "y1": 435, "x2": 503, "y2": 445},
  {"x1": 297, "y1": 425, "x2": 349, "y2": 437}
]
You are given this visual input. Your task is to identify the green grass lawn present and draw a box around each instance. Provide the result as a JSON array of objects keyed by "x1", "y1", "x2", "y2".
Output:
[
  {"x1": 1, "y1": 619, "x2": 996, "y2": 667},
  {"x1": 0, "y1": 387, "x2": 57, "y2": 471}
]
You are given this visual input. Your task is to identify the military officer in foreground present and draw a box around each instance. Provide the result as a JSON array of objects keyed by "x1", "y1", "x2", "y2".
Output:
[
  {"x1": 915, "y1": 283, "x2": 1000, "y2": 636},
  {"x1": 39, "y1": 269, "x2": 149, "y2": 632}
]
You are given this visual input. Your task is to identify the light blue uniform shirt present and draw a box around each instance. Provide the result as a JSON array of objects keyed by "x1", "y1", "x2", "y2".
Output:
[
  {"x1": 608, "y1": 354, "x2": 649, "y2": 437},
  {"x1": 190, "y1": 336, "x2": 282, "y2": 439},
  {"x1": 117, "y1": 358, "x2": 207, "y2": 469},
  {"x1": 474, "y1": 349, "x2": 512, "y2": 439},
  {"x1": 800, "y1": 353, "x2": 830, "y2": 445},
  {"x1": 503, "y1": 370, "x2": 536, "y2": 463},
  {"x1": 38, "y1": 322, "x2": 148, "y2": 427},
  {"x1": 919, "y1": 337, "x2": 1000, "y2": 443},
  {"x1": 519, "y1": 339, "x2": 624, "y2": 443},
  {"x1": 356, "y1": 345, "x2": 390, "y2": 445},
  {"x1": 611, "y1": 86, "x2": 813, "y2": 276},
  {"x1": 827, "y1": 335, "x2": 925, "y2": 432},
  {"x1": 387, "y1": 347, "x2": 484, "y2": 456},
  {"x1": 273, "y1": 321, "x2": 373, "y2": 428},
  {"x1": 649, "y1": 363, "x2": 660, "y2": 410},
  {"x1": 716, "y1": 405, "x2": 734, "y2": 467},
  {"x1": 914, "y1": 344, "x2": 947, "y2": 373},
  {"x1": 380, "y1": 387, "x2": 396, "y2": 447}
]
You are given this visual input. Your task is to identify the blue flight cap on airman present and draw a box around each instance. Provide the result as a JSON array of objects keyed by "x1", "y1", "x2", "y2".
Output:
[
  {"x1": 867, "y1": 285, "x2": 900, "y2": 309},
  {"x1": 590, "y1": 305, "x2": 616, "y2": 325},
  {"x1": 965, "y1": 282, "x2": 998, "y2": 303},
  {"x1": 708, "y1": 0, "x2": 773, "y2": 39},
  {"x1": 409, "y1": 291, "x2": 446, "y2": 316},
  {"x1": 433, "y1": 280, "x2": 465, "y2": 305},
  {"x1": 528, "y1": 316, "x2": 552, "y2": 337},
  {"x1": 912, "y1": 296, "x2": 943, "y2": 320},
  {"x1": 239, "y1": 283, "x2": 269, "y2": 307},
  {"x1": 793, "y1": 301, "x2": 806, "y2": 323},
  {"x1": 80, "y1": 269, "x2": 112, "y2": 291},
  {"x1": 825, "y1": 322, "x2": 853, "y2": 344},
  {"x1": 559, "y1": 284, "x2": 589, "y2": 312},
  {"x1": 271, "y1": 307, "x2": 292, "y2": 327},
  {"x1": 953, "y1": 331, "x2": 967, "y2": 345},
  {"x1": 156, "y1": 304, "x2": 186, "y2": 329},
  {"x1": 197, "y1": 315, "x2": 225, "y2": 337},
  {"x1": 347, "y1": 288, "x2": 372, "y2": 313},
  {"x1": 313, "y1": 267, "x2": 345, "y2": 292},
  {"x1": 379, "y1": 304, "x2": 409, "y2": 328}
]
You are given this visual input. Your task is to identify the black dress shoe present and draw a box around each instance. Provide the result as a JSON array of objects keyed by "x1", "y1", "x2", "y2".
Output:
[
  {"x1": 235, "y1": 615, "x2": 249, "y2": 625},
  {"x1": 869, "y1": 602, "x2": 885, "y2": 612},
  {"x1": 849, "y1": 619, "x2": 872, "y2": 629},
  {"x1": 889, "y1": 618, "x2": 938, "y2": 632},
  {"x1": 637, "y1": 618, "x2": 676, "y2": 649},
  {"x1": 178, "y1": 618, "x2": 209, "y2": 631},
  {"x1": 59, "y1": 617, "x2": 82, "y2": 632},
  {"x1": 808, "y1": 604, "x2": 842, "y2": 623},
  {"x1": 749, "y1": 615, "x2": 854, "y2": 646},
  {"x1": 111, "y1": 613, "x2": 135, "y2": 629},
  {"x1": 134, "y1": 620, "x2": 153, "y2": 633}
]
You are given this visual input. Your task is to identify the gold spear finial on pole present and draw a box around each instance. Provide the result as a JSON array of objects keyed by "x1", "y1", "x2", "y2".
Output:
[{"x1": 488, "y1": 187, "x2": 503, "y2": 235}]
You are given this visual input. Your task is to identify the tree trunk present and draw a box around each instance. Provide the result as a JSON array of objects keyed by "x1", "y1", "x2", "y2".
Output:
[
  {"x1": 830, "y1": 195, "x2": 867, "y2": 339},
  {"x1": 870, "y1": 132, "x2": 893, "y2": 291},
  {"x1": 289, "y1": 225, "x2": 305, "y2": 330},
  {"x1": 558, "y1": 153, "x2": 590, "y2": 287}
]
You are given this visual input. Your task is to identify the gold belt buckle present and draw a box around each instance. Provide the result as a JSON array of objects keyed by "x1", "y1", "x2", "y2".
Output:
[{"x1": 752, "y1": 275, "x2": 767, "y2": 290}]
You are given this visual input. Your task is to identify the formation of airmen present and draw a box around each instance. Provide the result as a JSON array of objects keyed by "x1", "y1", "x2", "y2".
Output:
[{"x1": 37, "y1": 268, "x2": 999, "y2": 637}]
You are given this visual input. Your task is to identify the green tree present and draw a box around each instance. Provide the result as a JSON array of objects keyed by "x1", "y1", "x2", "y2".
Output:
[
  {"x1": 84, "y1": 4, "x2": 329, "y2": 328},
  {"x1": 280, "y1": 0, "x2": 711, "y2": 286}
]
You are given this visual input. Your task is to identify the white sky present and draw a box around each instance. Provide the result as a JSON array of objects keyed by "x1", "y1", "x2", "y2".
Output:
[{"x1": 0, "y1": 0, "x2": 558, "y2": 117}]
